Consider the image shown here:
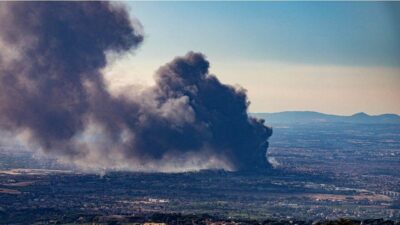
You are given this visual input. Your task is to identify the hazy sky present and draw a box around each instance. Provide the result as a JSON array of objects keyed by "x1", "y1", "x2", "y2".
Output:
[{"x1": 105, "y1": 1, "x2": 400, "y2": 115}]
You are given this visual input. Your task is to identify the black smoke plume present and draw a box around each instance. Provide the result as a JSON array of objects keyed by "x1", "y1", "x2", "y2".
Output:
[{"x1": 0, "y1": 2, "x2": 272, "y2": 172}]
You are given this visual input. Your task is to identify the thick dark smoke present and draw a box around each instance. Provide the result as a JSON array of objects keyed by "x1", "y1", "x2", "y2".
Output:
[{"x1": 0, "y1": 2, "x2": 272, "y2": 172}]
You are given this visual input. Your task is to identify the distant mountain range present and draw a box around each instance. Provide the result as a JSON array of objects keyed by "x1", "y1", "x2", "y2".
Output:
[{"x1": 252, "y1": 111, "x2": 400, "y2": 124}]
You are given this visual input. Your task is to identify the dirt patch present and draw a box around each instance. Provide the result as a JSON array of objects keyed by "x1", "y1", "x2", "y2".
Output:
[
  {"x1": 3, "y1": 181, "x2": 35, "y2": 187},
  {"x1": 0, "y1": 188, "x2": 21, "y2": 195}
]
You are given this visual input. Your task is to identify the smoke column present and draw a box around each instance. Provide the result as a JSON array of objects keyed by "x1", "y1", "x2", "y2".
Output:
[{"x1": 0, "y1": 2, "x2": 272, "y2": 172}]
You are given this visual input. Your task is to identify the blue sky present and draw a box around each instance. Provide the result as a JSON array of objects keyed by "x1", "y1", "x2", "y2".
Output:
[
  {"x1": 105, "y1": 2, "x2": 400, "y2": 115},
  {"x1": 128, "y1": 1, "x2": 400, "y2": 66}
]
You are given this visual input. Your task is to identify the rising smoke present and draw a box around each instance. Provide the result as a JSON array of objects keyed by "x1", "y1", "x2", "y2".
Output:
[{"x1": 0, "y1": 2, "x2": 272, "y2": 172}]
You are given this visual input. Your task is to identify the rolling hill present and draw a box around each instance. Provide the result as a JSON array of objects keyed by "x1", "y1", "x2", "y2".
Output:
[{"x1": 252, "y1": 111, "x2": 400, "y2": 124}]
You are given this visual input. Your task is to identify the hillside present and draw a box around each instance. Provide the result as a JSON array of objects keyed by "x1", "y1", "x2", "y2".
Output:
[{"x1": 252, "y1": 111, "x2": 400, "y2": 124}]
